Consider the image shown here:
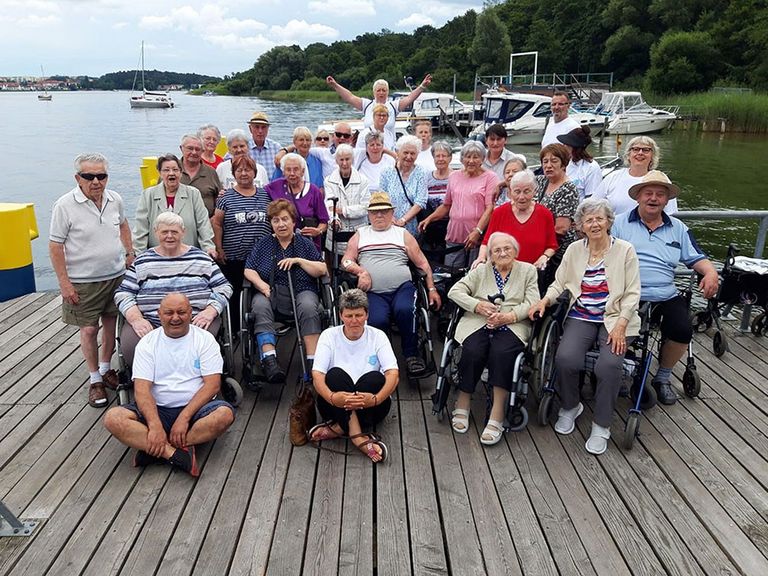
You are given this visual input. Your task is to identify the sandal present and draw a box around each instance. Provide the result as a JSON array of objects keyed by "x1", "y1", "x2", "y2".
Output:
[
  {"x1": 350, "y1": 432, "x2": 388, "y2": 463},
  {"x1": 406, "y1": 356, "x2": 427, "y2": 376},
  {"x1": 451, "y1": 408, "x2": 470, "y2": 434},
  {"x1": 480, "y1": 419, "x2": 505, "y2": 446},
  {"x1": 308, "y1": 421, "x2": 344, "y2": 443}
]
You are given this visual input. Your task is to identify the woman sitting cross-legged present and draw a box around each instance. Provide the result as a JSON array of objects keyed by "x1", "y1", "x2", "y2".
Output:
[
  {"x1": 309, "y1": 289, "x2": 399, "y2": 463},
  {"x1": 447, "y1": 232, "x2": 539, "y2": 445}
]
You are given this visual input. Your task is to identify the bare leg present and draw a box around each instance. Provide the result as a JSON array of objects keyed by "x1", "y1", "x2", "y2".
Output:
[
  {"x1": 455, "y1": 390, "x2": 471, "y2": 412},
  {"x1": 489, "y1": 387, "x2": 509, "y2": 423},
  {"x1": 185, "y1": 407, "x2": 235, "y2": 445},
  {"x1": 80, "y1": 325, "x2": 100, "y2": 373},
  {"x1": 348, "y1": 410, "x2": 384, "y2": 462},
  {"x1": 100, "y1": 314, "x2": 117, "y2": 364},
  {"x1": 659, "y1": 340, "x2": 688, "y2": 369},
  {"x1": 304, "y1": 333, "x2": 319, "y2": 355},
  {"x1": 103, "y1": 407, "x2": 175, "y2": 458}
]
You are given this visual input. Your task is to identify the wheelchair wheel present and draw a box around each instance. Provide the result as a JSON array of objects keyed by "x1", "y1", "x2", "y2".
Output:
[
  {"x1": 537, "y1": 391, "x2": 555, "y2": 426},
  {"x1": 630, "y1": 380, "x2": 657, "y2": 411},
  {"x1": 506, "y1": 406, "x2": 528, "y2": 432},
  {"x1": 752, "y1": 313, "x2": 766, "y2": 336},
  {"x1": 682, "y1": 366, "x2": 701, "y2": 398},
  {"x1": 693, "y1": 312, "x2": 711, "y2": 333},
  {"x1": 623, "y1": 413, "x2": 640, "y2": 450},
  {"x1": 221, "y1": 376, "x2": 244, "y2": 407},
  {"x1": 712, "y1": 330, "x2": 728, "y2": 357}
]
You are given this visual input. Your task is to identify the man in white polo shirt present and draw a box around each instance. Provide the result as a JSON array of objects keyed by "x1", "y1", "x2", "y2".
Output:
[
  {"x1": 541, "y1": 91, "x2": 580, "y2": 148},
  {"x1": 49, "y1": 153, "x2": 134, "y2": 408}
]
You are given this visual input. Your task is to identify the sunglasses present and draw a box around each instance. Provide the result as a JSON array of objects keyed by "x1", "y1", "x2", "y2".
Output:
[
  {"x1": 335, "y1": 132, "x2": 352, "y2": 138},
  {"x1": 316, "y1": 136, "x2": 330, "y2": 142},
  {"x1": 78, "y1": 173, "x2": 108, "y2": 181}
]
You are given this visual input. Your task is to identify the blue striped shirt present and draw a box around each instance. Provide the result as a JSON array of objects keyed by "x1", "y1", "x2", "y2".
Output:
[{"x1": 216, "y1": 188, "x2": 271, "y2": 261}]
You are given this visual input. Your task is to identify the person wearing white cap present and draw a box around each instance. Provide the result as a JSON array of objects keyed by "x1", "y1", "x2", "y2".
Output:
[{"x1": 611, "y1": 170, "x2": 718, "y2": 405}]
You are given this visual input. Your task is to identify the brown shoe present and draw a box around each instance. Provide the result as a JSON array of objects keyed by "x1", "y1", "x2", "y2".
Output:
[
  {"x1": 88, "y1": 383, "x2": 108, "y2": 408},
  {"x1": 102, "y1": 369, "x2": 119, "y2": 391}
]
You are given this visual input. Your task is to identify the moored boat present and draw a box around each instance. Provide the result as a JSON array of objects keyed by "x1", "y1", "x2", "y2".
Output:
[
  {"x1": 593, "y1": 91, "x2": 676, "y2": 135},
  {"x1": 129, "y1": 42, "x2": 174, "y2": 109}
]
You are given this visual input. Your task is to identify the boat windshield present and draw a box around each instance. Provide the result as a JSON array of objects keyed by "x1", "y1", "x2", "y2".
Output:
[{"x1": 484, "y1": 99, "x2": 533, "y2": 123}]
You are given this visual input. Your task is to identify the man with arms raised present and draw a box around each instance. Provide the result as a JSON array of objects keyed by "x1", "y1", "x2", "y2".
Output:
[
  {"x1": 541, "y1": 91, "x2": 580, "y2": 148},
  {"x1": 50, "y1": 153, "x2": 133, "y2": 408},
  {"x1": 103, "y1": 293, "x2": 235, "y2": 476},
  {"x1": 612, "y1": 171, "x2": 718, "y2": 405}
]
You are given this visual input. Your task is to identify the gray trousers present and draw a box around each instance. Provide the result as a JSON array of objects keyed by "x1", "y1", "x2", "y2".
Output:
[
  {"x1": 555, "y1": 319, "x2": 634, "y2": 428},
  {"x1": 250, "y1": 288, "x2": 322, "y2": 337}
]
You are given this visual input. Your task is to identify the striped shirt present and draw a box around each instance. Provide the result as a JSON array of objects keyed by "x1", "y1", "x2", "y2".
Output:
[
  {"x1": 357, "y1": 225, "x2": 412, "y2": 294},
  {"x1": 114, "y1": 247, "x2": 232, "y2": 327},
  {"x1": 568, "y1": 262, "x2": 609, "y2": 322},
  {"x1": 216, "y1": 188, "x2": 271, "y2": 261}
]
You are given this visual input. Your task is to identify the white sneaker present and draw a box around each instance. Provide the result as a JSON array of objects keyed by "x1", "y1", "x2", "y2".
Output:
[
  {"x1": 585, "y1": 422, "x2": 611, "y2": 455},
  {"x1": 554, "y1": 403, "x2": 583, "y2": 435}
]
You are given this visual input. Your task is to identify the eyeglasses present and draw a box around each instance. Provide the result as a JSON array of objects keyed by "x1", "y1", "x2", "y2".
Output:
[
  {"x1": 630, "y1": 146, "x2": 653, "y2": 153},
  {"x1": 78, "y1": 172, "x2": 108, "y2": 181},
  {"x1": 374, "y1": 113, "x2": 389, "y2": 117},
  {"x1": 182, "y1": 145, "x2": 203, "y2": 152},
  {"x1": 160, "y1": 168, "x2": 181, "y2": 174},
  {"x1": 583, "y1": 216, "x2": 608, "y2": 225},
  {"x1": 491, "y1": 246, "x2": 514, "y2": 255},
  {"x1": 335, "y1": 132, "x2": 352, "y2": 138},
  {"x1": 316, "y1": 136, "x2": 329, "y2": 142}
]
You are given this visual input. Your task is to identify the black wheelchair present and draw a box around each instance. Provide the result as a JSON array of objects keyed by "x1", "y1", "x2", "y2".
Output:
[{"x1": 115, "y1": 304, "x2": 244, "y2": 407}]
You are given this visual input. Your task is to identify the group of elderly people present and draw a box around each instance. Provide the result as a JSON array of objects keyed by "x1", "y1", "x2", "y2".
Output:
[{"x1": 51, "y1": 73, "x2": 721, "y2": 475}]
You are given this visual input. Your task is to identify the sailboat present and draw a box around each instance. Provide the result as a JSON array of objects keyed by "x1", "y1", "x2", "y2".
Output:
[
  {"x1": 38, "y1": 66, "x2": 52, "y2": 101},
  {"x1": 129, "y1": 41, "x2": 174, "y2": 109}
]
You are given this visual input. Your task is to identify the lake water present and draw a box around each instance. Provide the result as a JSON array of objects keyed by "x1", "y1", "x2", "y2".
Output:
[{"x1": 1, "y1": 90, "x2": 765, "y2": 292}]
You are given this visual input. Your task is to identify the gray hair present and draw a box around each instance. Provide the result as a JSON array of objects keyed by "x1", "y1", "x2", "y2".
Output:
[
  {"x1": 431, "y1": 141, "x2": 453, "y2": 157},
  {"x1": 180, "y1": 134, "x2": 203, "y2": 148},
  {"x1": 226, "y1": 128, "x2": 249, "y2": 147},
  {"x1": 74, "y1": 153, "x2": 108, "y2": 172},
  {"x1": 396, "y1": 134, "x2": 421, "y2": 153},
  {"x1": 487, "y1": 232, "x2": 520, "y2": 258},
  {"x1": 510, "y1": 169, "x2": 536, "y2": 190},
  {"x1": 153, "y1": 211, "x2": 185, "y2": 230},
  {"x1": 280, "y1": 152, "x2": 307, "y2": 173},
  {"x1": 293, "y1": 126, "x2": 312, "y2": 140},
  {"x1": 197, "y1": 124, "x2": 221, "y2": 140},
  {"x1": 504, "y1": 155, "x2": 527, "y2": 172},
  {"x1": 339, "y1": 288, "x2": 369, "y2": 312},
  {"x1": 372, "y1": 79, "x2": 389, "y2": 93},
  {"x1": 622, "y1": 136, "x2": 660, "y2": 169},
  {"x1": 573, "y1": 198, "x2": 615, "y2": 230},
  {"x1": 460, "y1": 140, "x2": 487, "y2": 162},
  {"x1": 334, "y1": 143, "x2": 355, "y2": 159},
  {"x1": 365, "y1": 130, "x2": 384, "y2": 145}
]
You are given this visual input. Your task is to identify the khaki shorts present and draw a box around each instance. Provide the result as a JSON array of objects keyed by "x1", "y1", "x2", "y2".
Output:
[{"x1": 61, "y1": 276, "x2": 123, "y2": 327}]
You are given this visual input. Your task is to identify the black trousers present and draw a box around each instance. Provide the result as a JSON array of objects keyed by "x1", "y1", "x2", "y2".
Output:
[
  {"x1": 220, "y1": 259, "x2": 245, "y2": 334},
  {"x1": 316, "y1": 367, "x2": 391, "y2": 433},
  {"x1": 458, "y1": 329, "x2": 525, "y2": 394}
]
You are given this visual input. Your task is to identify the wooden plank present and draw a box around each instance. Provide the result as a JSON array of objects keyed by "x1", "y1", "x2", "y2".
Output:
[
  {"x1": 338, "y1": 442, "x2": 374, "y2": 576},
  {"x1": 0, "y1": 295, "x2": 61, "y2": 360},
  {"x1": 0, "y1": 403, "x2": 58, "y2": 472},
  {"x1": 634, "y1": 406, "x2": 768, "y2": 575},
  {"x1": 508, "y1": 430, "x2": 596, "y2": 576},
  {"x1": 0, "y1": 292, "x2": 52, "y2": 333},
  {"x1": 0, "y1": 292, "x2": 39, "y2": 316},
  {"x1": 0, "y1": 404, "x2": 34, "y2": 443},
  {"x1": 0, "y1": 319, "x2": 75, "y2": 382},
  {"x1": 302, "y1": 447, "x2": 346, "y2": 576}
]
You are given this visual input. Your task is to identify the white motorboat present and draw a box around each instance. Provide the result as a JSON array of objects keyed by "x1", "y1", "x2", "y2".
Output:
[
  {"x1": 390, "y1": 91, "x2": 482, "y2": 127},
  {"x1": 129, "y1": 42, "x2": 174, "y2": 109},
  {"x1": 470, "y1": 92, "x2": 605, "y2": 145},
  {"x1": 594, "y1": 91, "x2": 676, "y2": 135}
]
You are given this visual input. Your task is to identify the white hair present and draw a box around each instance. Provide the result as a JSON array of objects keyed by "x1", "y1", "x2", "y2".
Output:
[
  {"x1": 372, "y1": 79, "x2": 389, "y2": 92},
  {"x1": 153, "y1": 211, "x2": 185, "y2": 230},
  {"x1": 74, "y1": 153, "x2": 108, "y2": 172},
  {"x1": 335, "y1": 143, "x2": 355, "y2": 159},
  {"x1": 226, "y1": 128, "x2": 249, "y2": 147},
  {"x1": 280, "y1": 152, "x2": 307, "y2": 173},
  {"x1": 396, "y1": 134, "x2": 421, "y2": 152}
]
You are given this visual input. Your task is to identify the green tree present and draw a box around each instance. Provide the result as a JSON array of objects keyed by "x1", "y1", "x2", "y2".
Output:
[
  {"x1": 468, "y1": 9, "x2": 512, "y2": 76},
  {"x1": 646, "y1": 31, "x2": 722, "y2": 93},
  {"x1": 251, "y1": 45, "x2": 305, "y2": 91}
]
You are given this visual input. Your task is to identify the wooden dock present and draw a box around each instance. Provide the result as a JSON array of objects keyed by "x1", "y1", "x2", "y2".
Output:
[{"x1": 1, "y1": 291, "x2": 768, "y2": 575}]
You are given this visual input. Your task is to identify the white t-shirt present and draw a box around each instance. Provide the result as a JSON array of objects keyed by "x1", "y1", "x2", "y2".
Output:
[
  {"x1": 597, "y1": 168, "x2": 678, "y2": 215},
  {"x1": 541, "y1": 117, "x2": 580, "y2": 148},
  {"x1": 132, "y1": 325, "x2": 223, "y2": 408},
  {"x1": 361, "y1": 97, "x2": 400, "y2": 131},
  {"x1": 355, "y1": 151, "x2": 395, "y2": 192},
  {"x1": 416, "y1": 147, "x2": 436, "y2": 173},
  {"x1": 567, "y1": 159, "x2": 605, "y2": 201},
  {"x1": 216, "y1": 159, "x2": 268, "y2": 191},
  {"x1": 313, "y1": 324, "x2": 398, "y2": 384},
  {"x1": 356, "y1": 126, "x2": 396, "y2": 151}
]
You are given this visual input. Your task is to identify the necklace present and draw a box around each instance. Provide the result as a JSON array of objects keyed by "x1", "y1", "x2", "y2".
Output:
[{"x1": 588, "y1": 243, "x2": 610, "y2": 264}]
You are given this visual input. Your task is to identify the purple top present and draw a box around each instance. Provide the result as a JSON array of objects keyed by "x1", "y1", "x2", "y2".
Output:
[{"x1": 265, "y1": 178, "x2": 330, "y2": 249}]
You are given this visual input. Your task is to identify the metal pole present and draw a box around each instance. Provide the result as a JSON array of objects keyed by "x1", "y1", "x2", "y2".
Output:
[{"x1": 0, "y1": 500, "x2": 38, "y2": 537}]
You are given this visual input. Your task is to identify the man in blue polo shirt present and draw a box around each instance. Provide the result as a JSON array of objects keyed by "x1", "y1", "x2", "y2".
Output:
[{"x1": 612, "y1": 170, "x2": 718, "y2": 405}]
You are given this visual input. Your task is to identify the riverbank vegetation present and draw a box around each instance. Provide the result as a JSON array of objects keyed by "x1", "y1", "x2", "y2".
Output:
[
  {"x1": 656, "y1": 91, "x2": 768, "y2": 133},
  {"x1": 208, "y1": 0, "x2": 768, "y2": 99}
]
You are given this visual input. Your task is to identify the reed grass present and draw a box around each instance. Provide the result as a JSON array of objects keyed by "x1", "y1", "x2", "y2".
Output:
[{"x1": 652, "y1": 91, "x2": 768, "y2": 133}]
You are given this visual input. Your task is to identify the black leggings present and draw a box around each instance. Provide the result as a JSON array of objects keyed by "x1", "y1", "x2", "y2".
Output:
[{"x1": 316, "y1": 367, "x2": 391, "y2": 433}]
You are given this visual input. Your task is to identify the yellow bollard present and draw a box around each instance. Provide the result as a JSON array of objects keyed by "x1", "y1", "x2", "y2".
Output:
[
  {"x1": 215, "y1": 136, "x2": 228, "y2": 158},
  {"x1": 139, "y1": 157, "x2": 160, "y2": 190},
  {"x1": 0, "y1": 203, "x2": 39, "y2": 301}
]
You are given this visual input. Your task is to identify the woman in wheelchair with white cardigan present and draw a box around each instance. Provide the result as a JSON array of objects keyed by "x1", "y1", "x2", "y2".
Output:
[{"x1": 529, "y1": 197, "x2": 641, "y2": 455}]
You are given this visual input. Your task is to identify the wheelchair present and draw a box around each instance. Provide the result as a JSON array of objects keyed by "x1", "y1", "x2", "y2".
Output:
[
  {"x1": 532, "y1": 281, "x2": 701, "y2": 450},
  {"x1": 430, "y1": 299, "x2": 534, "y2": 433},
  {"x1": 115, "y1": 303, "x2": 244, "y2": 407},
  {"x1": 240, "y1": 273, "x2": 337, "y2": 391}
]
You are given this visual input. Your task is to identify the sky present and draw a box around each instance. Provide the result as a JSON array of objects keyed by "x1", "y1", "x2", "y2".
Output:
[{"x1": 0, "y1": 0, "x2": 481, "y2": 78}]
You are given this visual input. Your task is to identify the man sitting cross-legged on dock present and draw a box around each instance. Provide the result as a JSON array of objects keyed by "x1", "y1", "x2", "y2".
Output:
[{"x1": 103, "y1": 293, "x2": 235, "y2": 477}]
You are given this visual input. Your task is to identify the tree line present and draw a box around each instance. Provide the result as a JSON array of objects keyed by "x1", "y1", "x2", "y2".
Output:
[
  {"x1": 83, "y1": 70, "x2": 221, "y2": 91},
  {"x1": 214, "y1": 0, "x2": 768, "y2": 96}
]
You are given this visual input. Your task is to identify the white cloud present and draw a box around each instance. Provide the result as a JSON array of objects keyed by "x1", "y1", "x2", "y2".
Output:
[
  {"x1": 205, "y1": 33, "x2": 274, "y2": 52},
  {"x1": 308, "y1": 0, "x2": 375, "y2": 17},
  {"x1": 0, "y1": 0, "x2": 61, "y2": 27},
  {"x1": 397, "y1": 13, "x2": 434, "y2": 27},
  {"x1": 112, "y1": 21, "x2": 128, "y2": 29},
  {"x1": 269, "y1": 19, "x2": 338, "y2": 44},
  {"x1": 140, "y1": 4, "x2": 266, "y2": 35}
]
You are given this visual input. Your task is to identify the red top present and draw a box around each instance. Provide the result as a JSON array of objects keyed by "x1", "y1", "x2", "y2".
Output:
[
  {"x1": 202, "y1": 154, "x2": 224, "y2": 169},
  {"x1": 483, "y1": 203, "x2": 558, "y2": 264}
]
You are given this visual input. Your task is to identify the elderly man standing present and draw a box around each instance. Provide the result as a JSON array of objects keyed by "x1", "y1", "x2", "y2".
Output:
[
  {"x1": 180, "y1": 134, "x2": 221, "y2": 218},
  {"x1": 342, "y1": 192, "x2": 441, "y2": 376},
  {"x1": 612, "y1": 171, "x2": 718, "y2": 405},
  {"x1": 103, "y1": 293, "x2": 235, "y2": 477},
  {"x1": 541, "y1": 91, "x2": 580, "y2": 148},
  {"x1": 248, "y1": 111, "x2": 282, "y2": 177},
  {"x1": 49, "y1": 153, "x2": 134, "y2": 408}
]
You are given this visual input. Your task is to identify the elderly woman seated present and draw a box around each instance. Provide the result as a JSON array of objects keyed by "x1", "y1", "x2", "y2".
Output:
[
  {"x1": 114, "y1": 212, "x2": 232, "y2": 366},
  {"x1": 529, "y1": 198, "x2": 641, "y2": 455},
  {"x1": 324, "y1": 143, "x2": 370, "y2": 257},
  {"x1": 309, "y1": 289, "x2": 399, "y2": 463},
  {"x1": 244, "y1": 199, "x2": 327, "y2": 384},
  {"x1": 448, "y1": 232, "x2": 539, "y2": 445}
]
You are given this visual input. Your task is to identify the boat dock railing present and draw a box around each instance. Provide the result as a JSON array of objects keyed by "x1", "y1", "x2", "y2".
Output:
[{"x1": 676, "y1": 209, "x2": 768, "y2": 331}]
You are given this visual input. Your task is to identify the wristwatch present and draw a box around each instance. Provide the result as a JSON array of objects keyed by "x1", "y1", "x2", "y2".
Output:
[
  {"x1": 428, "y1": 287, "x2": 437, "y2": 292},
  {"x1": 342, "y1": 259, "x2": 354, "y2": 270}
]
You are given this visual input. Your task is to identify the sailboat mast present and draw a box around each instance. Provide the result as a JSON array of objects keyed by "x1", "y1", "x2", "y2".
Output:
[{"x1": 141, "y1": 41, "x2": 146, "y2": 93}]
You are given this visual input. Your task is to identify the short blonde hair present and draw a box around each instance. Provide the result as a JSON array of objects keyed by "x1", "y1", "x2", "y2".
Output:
[{"x1": 153, "y1": 211, "x2": 185, "y2": 230}]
